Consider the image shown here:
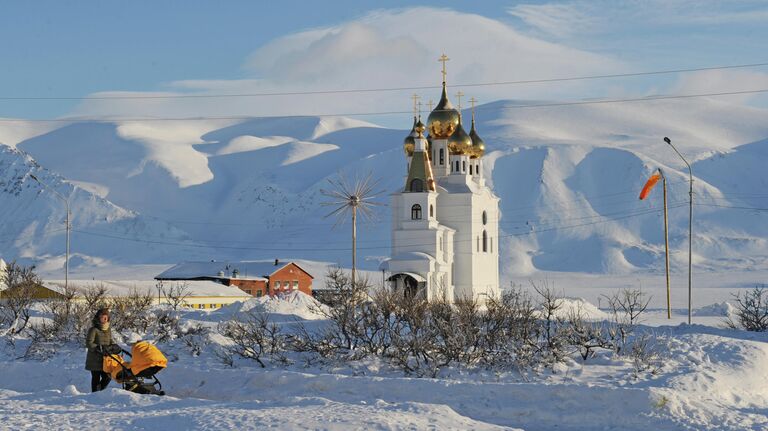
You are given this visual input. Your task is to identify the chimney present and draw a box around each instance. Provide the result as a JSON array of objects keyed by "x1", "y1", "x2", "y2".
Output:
[{"x1": 274, "y1": 258, "x2": 279, "y2": 266}]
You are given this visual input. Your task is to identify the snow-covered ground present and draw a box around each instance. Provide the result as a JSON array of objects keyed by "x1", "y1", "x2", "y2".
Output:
[{"x1": 2, "y1": 287, "x2": 768, "y2": 430}]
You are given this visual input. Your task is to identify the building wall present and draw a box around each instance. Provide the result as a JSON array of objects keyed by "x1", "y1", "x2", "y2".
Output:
[
  {"x1": 226, "y1": 279, "x2": 268, "y2": 297},
  {"x1": 268, "y1": 263, "x2": 313, "y2": 296}
]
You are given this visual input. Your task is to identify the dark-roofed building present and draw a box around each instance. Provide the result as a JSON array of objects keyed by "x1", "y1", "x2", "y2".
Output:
[{"x1": 156, "y1": 259, "x2": 314, "y2": 297}]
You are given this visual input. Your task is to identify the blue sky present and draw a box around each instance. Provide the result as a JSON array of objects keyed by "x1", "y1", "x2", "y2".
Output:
[{"x1": 2, "y1": 1, "x2": 768, "y2": 125}]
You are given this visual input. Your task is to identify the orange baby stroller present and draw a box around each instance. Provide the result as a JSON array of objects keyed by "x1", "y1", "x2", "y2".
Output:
[{"x1": 103, "y1": 341, "x2": 168, "y2": 395}]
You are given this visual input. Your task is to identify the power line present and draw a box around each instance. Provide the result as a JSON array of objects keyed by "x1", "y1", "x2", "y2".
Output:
[
  {"x1": 2, "y1": 61, "x2": 767, "y2": 101},
  {"x1": 70, "y1": 205, "x2": 679, "y2": 252},
  {"x1": 3, "y1": 87, "x2": 768, "y2": 124}
]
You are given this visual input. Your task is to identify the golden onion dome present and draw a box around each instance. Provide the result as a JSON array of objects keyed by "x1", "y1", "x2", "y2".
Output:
[
  {"x1": 426, "y1": 84, "x2": 460, "y2": 139},
  {"x1": 415, "y1": 118, "x2": 426, "y2": 136},
  {"x1": 469, "y1": 117, "x2": 485, "y2": 158},
  {"x1": 447, "y1": 118, "x2": 472, "y2": 155},
  {"x1": 403, "y1": 116, "x2": 417, "y2": 156}
]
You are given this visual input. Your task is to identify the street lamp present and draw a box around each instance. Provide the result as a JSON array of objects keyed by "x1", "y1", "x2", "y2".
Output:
[
  {"x1": 664, "y1": 137, "x2": 693, "y2": 324},
  {"x1": 29, "y1": 174, "x2": 70, "y2": 289}
]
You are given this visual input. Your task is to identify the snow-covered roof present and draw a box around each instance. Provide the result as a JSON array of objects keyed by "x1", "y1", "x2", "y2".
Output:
[
  {"x1": 156, "y1": 260, "x2": 313, "y2": 281},
  {"x1": 42, "y1": 279, "x2": 252, "y2": 298}
]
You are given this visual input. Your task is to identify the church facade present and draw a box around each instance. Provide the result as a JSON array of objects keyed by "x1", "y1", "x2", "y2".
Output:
[{"x1": 380, "y1": 62, "x2": 500, "y2": 303}]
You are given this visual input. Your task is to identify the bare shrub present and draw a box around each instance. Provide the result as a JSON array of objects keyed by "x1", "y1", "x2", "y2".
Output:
[
  {"x1": 603, "y1": 288, "x2": 651, "y2": 353},
  {"x1": 306, "y1": 267, "x2": 371, "y2": 355},
  {"x1": 158, "y1": 281, "x2": 190, "y2": 311},
  {"x1": 481, "y1": 288, "x2": 539, "y2": 370},
  {"x1": 566, "y1": 306, "x2": 611, "y2": 361},
  {"x1": 0, "y1": 261, "x2": 41, "y2": 335},
  {"x1": 629, "y1": 333, "x2": 667, "y2": 376},
  {"x1": 725, "y1": 286, "x2": 768, "y2": 332},
  {"x1": 218, "y1": 311, "x2": 287, "y2": 367},
  {"x1": 180, "y1": 323, "x2": 210, "y2": 357},
  {"x1": 109, "y1": 287, "x2": 154, "y2": 333},
  {"x1": 533, "y1": 282, "x2": 571, "y2": 364}
]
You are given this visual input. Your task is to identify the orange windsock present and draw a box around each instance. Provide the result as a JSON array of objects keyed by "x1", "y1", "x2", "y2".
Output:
[{"x1": 639, "y1": 172, "x2": 662, "y2": 200}]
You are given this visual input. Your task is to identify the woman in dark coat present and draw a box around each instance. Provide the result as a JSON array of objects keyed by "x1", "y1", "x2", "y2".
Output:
[{"x1": 85, "y1": 308, "x2": 113, "y2": 392}]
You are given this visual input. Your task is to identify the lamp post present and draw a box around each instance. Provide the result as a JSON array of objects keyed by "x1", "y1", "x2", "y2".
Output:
[
  {"x1": 30, "y1": 174, "x2": 70, "y2": 289},
  {"x1": 664, "y1": 137, "x2": 693, "y2": 324}
]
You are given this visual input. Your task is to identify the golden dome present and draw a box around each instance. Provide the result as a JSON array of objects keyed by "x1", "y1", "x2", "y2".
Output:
[
  {"x1": 469, "y1": 117, "x2": 485, "y2": 158},
  {"x1": 426, "y1": 84, "x2": 460, "y2": 139},
  {"x1": 403, "y1": 116, "x2": 417, "y2": 156},
  {"x1": 447, "y1": 118, "x2": 472, "y2": 155}
]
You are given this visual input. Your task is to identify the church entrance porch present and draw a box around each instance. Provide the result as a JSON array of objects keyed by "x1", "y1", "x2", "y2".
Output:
[{"x1": 387, "y1": 272, "x2": 426, "y2": 299}]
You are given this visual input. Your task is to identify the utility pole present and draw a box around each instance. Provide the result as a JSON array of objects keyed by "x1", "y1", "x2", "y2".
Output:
[
  {"x1": 660, "y1": 169, "x2": 671, "y2": 319},
  {"x1": 664, "y1": 137, "x2": 693, "y2": 324},
  {"x1": 30, "y1": 174, "x2": 70, "y2": 289}
]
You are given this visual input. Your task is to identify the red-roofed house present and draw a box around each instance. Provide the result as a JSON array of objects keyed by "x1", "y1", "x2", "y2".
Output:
[{"x1": 155, "y1": 259, "x2": 314, "y2": 297}]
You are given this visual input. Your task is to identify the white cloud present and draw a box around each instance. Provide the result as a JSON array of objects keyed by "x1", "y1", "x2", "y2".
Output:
[
  {"x1": 507, "y1": 0, "x2": 768, "y2": 37},
  {"x1": 672, "y1": 69, "x2": 768, "y2": 104},
  {"x1": 70, "y1": 7, "x2": 624, "y2": 127}
]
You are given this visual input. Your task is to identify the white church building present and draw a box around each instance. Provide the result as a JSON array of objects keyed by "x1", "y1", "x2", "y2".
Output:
[{"x1": 380, "y1": 62, "x2": 500, "y2": 303}]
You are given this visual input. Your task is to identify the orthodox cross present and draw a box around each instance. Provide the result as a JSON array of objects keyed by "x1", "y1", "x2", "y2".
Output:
[
  {"x1": 411, "y1": 94, "x2": 420, "y2": 117},
  {"x1": 469, "y1": 97, "x2": 478, "y2": 121},
  {"x1": 427, "y1": 99, "x2": 434, "y2": 111},
  {"x1": 417, "y1": 100, "x2": 423, "y2": 117},
  {"x1": 455, "y1": 91, "x2": 464, "y2": 110},
  {"x1": 438, "y1": 53, "x2": 450, "y2": 83}
]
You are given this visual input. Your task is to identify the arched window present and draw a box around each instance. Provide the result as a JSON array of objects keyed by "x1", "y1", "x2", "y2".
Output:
[
  {"x1": 470, "y1": 165, "x2": 473, "y2": 175},
  {"x1": 463, "y1": 160, "x2": 466, "y2": 172},
  {"x1": 455, "y1": 161, "x2": 460, "y2": 172},
  {"x1": 410, "y1": 178, "x2": 423, "y2": 192},
  {"x1": 482, "y1": 211, "x2": 487, "y2": 225},
  {"x1": 477, "y1": 164, "x2": 481, "y2": 175},
  {"x1": 439, "y1": 148, "x2": 445, "y2": 165},
  {"x1": 482, "y1": 230, "x2": 488, "y2": 252},
  {"x1": 429, "y1": 204, "x2": 434, "y2": 218},
  {"x1": 411, "y1": 204, "x2": 422, "y2": 220}
]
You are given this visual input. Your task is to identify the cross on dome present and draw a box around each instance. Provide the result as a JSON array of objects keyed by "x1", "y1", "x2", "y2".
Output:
[{"x1": 438, "y1": 53, "x2": 450, "y2": 83}]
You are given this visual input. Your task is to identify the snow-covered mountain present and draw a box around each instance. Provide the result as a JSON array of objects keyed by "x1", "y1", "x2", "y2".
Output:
[{"x1": 1, "y1": 98, "x2": 767, "y2": 278}]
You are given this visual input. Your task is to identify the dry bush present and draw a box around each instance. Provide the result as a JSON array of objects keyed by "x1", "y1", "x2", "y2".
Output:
[
  {"x1": 0, "y1": 261, "x2": 41, "y2": 335},
  {"x1": 602, "y1": 288, "x2": 651, "y2": 353},
  {"x1": 725, "y1": 286, "x2": 768, "y2": 332},
  {"x1": 158, "y1": 281, "x2": 190, "y2": 311},
  {"x1": 533, "y1": 282, "x2": 571, "y2": 364},
  {"x1": 109, "y1": 287, "x2": 155, "y2": 333},
  {"x1": 218, "y1": 311, "x2": 287, "y2": 367}
]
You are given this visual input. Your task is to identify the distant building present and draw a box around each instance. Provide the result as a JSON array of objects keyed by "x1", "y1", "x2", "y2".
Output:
[
  {"x1": 155, "y1": 259, "x2": 314, "y2": 297},
  {"x1": 41, "y1": 280, "x2": 251, "y2": 309}
]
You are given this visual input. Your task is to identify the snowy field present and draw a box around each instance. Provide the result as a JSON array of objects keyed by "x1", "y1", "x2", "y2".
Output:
[{"x1": 2, "y1": 271, "x2": 768, "y2": 431}]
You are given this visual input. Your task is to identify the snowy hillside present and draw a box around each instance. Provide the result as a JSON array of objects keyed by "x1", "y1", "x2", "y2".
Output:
[
  {"x1": 0, "y1": 146, "x2": 208, "y2": 271},
  {"x1": 1, "y1": 97, "x2": 767, "y2": 277}
]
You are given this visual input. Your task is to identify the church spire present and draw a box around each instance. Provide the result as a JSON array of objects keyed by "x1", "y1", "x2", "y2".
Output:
[{"x1": 404, "y1": 120, "x2": 436, "y2": 193}]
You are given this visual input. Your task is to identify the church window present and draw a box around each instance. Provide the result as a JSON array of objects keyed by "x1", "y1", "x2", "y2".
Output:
[
  {"x1": 411, "y1": 204, "x2": 422, "y2": 220},
  {"x1": 432, "y1": 149, "x2": 435, "y2": 161},
  {"x1": 410, "y1": 178, "x2": 423, "y2": 192},
  {"x1": 483, "y1": 230, "x2": 488, "y2": 252},
  {"x1": 482, "y1": 211, "x2": 487, "y2": 225},
  {"x1": 463, "y1": 160, "x2": 466, "y2": 172},
  {"x1": 430, "y1": 204, "x2": 434, "y2": 218},
  {"x1": 455, "y1": 161, "x2": 460, "y2": 172},
  {"x1": 470, "y1": 165, "x2": 473, "y2": 175},
  {"x1": 477, "y1": 164, "x2": 481, "y2": 175},
  {"x1": 439, "y1": 148, "x2": 444, "y2": 165}
]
